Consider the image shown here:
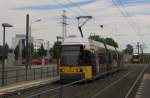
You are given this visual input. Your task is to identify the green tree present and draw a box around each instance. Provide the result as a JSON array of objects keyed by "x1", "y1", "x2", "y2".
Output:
[
  {"x1": 123, "y1": 44, "x2": 133, "y2": 54},
  {"x1": 89, "y1": 35, "x2": 118, "y2": 48},
  {"x1": 38, "y1": 44, "x2": 46, "y2": 58},
  {"x1": 32, "y1": 51, "x2": 39, "y2": 58},
  {"x1": 105, "y1": 37, "x2": 118, "y2": 48},
  {"x1": 14, "y1": 44, "x2": 19, "y2": 60},
  {"x1": 51, "y1": 41, "x2": 62, "y2": 59},
  {"x1": 4, "y1": 43, "x2": 9, "y2": 59}
]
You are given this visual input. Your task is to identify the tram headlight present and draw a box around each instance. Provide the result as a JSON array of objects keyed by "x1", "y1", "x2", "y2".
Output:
[
  {"x1": 79, "y1": 69, "x2": 83, "y2": 72},
  {"x1": 77, "y1": 69, "x2": 83, "y2": 72},
  {"x1": 60, "y1": 69, "x2": 65, "y2": 72}
]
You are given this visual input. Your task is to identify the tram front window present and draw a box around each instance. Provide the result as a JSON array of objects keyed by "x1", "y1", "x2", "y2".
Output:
[
  {"x1": 60, "y1": 45, "x2": 80, "y2": 66},
  {"x1": 61, "y1": 51, "x2": 80, "y2": 65},
  {"x1": 134, "y1": 55, "x2": 139, "y2": 59},
  {"x1": 60, "y1": 45, "x2": 93, "y2": 66}
]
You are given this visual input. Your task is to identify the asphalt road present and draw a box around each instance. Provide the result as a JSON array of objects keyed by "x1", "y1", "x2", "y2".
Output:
[{"x1": 5, "y1": 64, "x2": 145, "y2": 98}]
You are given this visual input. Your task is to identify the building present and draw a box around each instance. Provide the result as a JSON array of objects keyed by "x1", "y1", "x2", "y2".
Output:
[
  {"x1": 12, "y1": 34, "x2": 26, "y2": 49},
  {"x1": 12, "y1": 34, "x2": 34, "y2": 49},
  {"x1": 34, "y1": 39, "x2": 48, "y2": 50},
  {"x1": 11, "y1": 34, "x2": 34, "y2": 65}
]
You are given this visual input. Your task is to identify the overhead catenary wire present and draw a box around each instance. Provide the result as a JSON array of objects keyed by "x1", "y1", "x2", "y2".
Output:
[
  {"x1": 117, "y1": 0, "x2": 141, "y2": 31},
  {"x1": 117, "y1": 0, "x2": 144, "y2": 44},
  {"x1": 53, "y1": 0, "x2": 128, "y2": 51},
  {"x1": 53, "y1": 1, "x2": 101, "y2": 35},
  {"x1": 112, "y1": 0, "x2": 144, "y2": 43},
  {"x1": 53, "y1": 0, "x2": 143, "y2": 46},
  {"x1": 53, "y1": 0, "x2": 82, "y2": 16},
  {"x1": 66, "y1": 0, "x2": 120, "y2": 36}
]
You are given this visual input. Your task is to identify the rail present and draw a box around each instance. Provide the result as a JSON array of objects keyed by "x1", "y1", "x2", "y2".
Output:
[
  {"x1": 23, "y1": 66, "x2": 144, "y2": 98},
  {"x1": 25, "y1": 78, "x2": 86, "y2": 98},
  {"x1": 124, "y1": 67, "x2": 146, "y2": 98},
  {"x1": 25, "y1": 70, "x2": 118, "y2": 98}
]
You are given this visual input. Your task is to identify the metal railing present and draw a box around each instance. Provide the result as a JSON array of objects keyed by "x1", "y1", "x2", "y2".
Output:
[{"x1": 0, "y1": 65, "x2": 58, "y2": 86}]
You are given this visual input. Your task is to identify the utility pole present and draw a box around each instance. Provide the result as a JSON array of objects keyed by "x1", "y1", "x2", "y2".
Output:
[
  {"x1": 137, "y1": 42, "x2": 140, "y2": 56},
  {"x1": 140, "y1": 44, "x2": 144, "y2": 63},
  {"x1": 26, "y1": 14, "x2": 29, "y2": 69},
  {"x1": 1, "y1": 23, "x2": 13, "y2": 86},
  {"x1": 137, "y1": 42, "x2": 141, "y2": 63},
  {"x1": 62, "y1": 10, "x2": 67, "y2": 39},
  {"x1": 100, "y1": 25, "x2": 103, "y2": 37}
]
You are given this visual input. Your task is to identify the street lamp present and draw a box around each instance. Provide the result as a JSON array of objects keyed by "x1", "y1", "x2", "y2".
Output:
[
  {"x1": 1, "y1": 23, "x2": 13, "y2": 86},
  {"x1": 29, "y1": 19, "x2": 41, "y2": 67},
  {"x1": 56, "y1": 36, "x2": 64, "y2": 75}
]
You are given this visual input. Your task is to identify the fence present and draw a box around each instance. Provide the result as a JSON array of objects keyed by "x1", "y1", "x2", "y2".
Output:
[{"x1": 0, "y1": 65, "x2": 58, "y2": 86}]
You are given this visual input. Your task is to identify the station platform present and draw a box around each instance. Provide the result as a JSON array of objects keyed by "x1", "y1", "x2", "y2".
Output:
[
  {"x1": 0, "y1": 76, "x2": 59, "y2": 96},
  {"x1": 135, "y1": 74, "x2": 150, "y2": 98}
]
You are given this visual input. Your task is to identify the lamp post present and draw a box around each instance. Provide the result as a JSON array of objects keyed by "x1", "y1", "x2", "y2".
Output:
[
  {"x1": 100, "y1": 25, "x2": 103, "y2": 37},
  {"x1": 56, "y1": 36, "x2": 64, "y2": 75},
  {"x1": 29, "y1": 19, "x2": 41, "y2": 67},
  {"x1": 1, "y1": 23, "x2": 13, "y2": 86}
]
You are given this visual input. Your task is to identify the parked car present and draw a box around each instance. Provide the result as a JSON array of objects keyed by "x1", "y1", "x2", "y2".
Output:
[
  {"x1": 32, "y1": 58, "x2": 49, "y2": 65},
  {"x1": 32, "y1": 59, "x2": 41, "y2": 65}
]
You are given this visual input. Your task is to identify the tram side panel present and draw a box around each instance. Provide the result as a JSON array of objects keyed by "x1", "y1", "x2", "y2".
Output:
[
  {"x1": 60, "y1": 45, "x2": 122, "y2": 83},
  {"x1": 98, "y1": 49, "x2": 108, "y2": 74}
]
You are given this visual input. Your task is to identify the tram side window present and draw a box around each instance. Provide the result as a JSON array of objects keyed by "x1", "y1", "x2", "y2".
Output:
[
  {"x1": 108, "y1": 52, "x2": 112, "y2": 64},
  {"x1": 79, "y1": 50, "x2": 92, "y2": 66},
  {"x1": 112, "y1": 55, "x2": 116, "y2": 60},
  {"x1": 91, "y1": 52, "x2": 96, "y2": 66},
  {"x1": 99, "y1": 53, "x2": 106, "y2": 64}
]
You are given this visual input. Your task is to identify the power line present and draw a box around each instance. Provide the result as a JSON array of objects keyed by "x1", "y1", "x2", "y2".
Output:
[
  {"x1": 117, "y1": 0, "x2": 141, "y2": 30},
  {"x1": 116, "y1": 0, "x2": 144, "y2": 47},
  {"x1": 117, "y1": 0, "x2": 144, "y2": 42},
  {"x1": 54, "y1": 0, "x2": 140, "y2": 43},
  {"x1": 66, "y1": 0, "x2": 146, "y2": 49},
  {"x1": 53, "y1": 0, "x2": 81, "y2": 16},
  {"x1": 66, "y1": 0, "x2": 119, "y2": 36},
  {"x1": 61, "y1": 10, "x2": 67, "y2": 38},
  {"x1": 112, "y1": 0, "x2": 143, "y2": 42}
]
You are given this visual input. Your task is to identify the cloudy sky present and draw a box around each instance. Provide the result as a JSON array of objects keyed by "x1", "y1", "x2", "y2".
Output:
[{"x1": 0, "y1": 0, "x2": 150, "y2": 52}]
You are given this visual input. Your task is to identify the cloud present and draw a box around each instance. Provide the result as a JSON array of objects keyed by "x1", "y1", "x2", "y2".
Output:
[
  {"x1": 15, "y1": 0, "x2": 98, "y2": 10},
  {"x1": 0, "y1": 0, "x2": 150, "y2": 52},
  {"x1": 115, "y1": 0, "x2": 150, "y2": 6}
]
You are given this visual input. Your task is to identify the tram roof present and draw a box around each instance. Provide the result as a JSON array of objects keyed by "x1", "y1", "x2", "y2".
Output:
[
  {"x1": 89, "y1": 39, "x2": 105, "y2": 49},
  {"x1": 62, "y1": 35, "x2": 122, "y2": 52},
  {"x1": 62, "y1": 36, "x2": 89, "y2": 46},
  {"x1": 106, "y1": 45, "x2": 116, "y2": 51}
]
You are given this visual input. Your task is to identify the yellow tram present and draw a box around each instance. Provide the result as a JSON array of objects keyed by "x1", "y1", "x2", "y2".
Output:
[
  {"x1": 132, "y1": 54, "x2": 140, "y2": 63},
  {"x1": 59, "y1": 36, "x2": 122, "y2": 83}
]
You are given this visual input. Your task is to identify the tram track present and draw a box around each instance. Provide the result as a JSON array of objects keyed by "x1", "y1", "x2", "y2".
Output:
[
  {"x1": 60, "y1": 64, "x2": 145, "y2": 98},
  {"x1": 5, "y1": 64, "x2": 145, "y2": 98},
  {"x1": 5, "y1": 81, "x2": 62, "y2": 98},
  {"x1": 90, "y1": 65, "x2": 145, "y2": 98}
]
